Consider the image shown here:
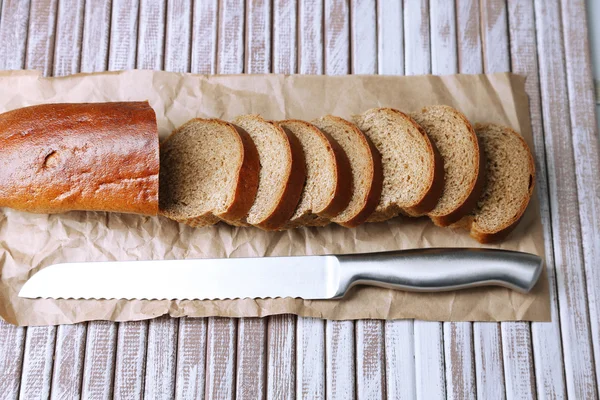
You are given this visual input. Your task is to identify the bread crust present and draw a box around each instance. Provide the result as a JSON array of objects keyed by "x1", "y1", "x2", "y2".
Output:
[
  {"x1": 252, "y1": 121, "x2": 306, "y2": 230},
  {"x1": 0, "y1": 102, "x2": 159, "y2": 215},
  {"x1": 422, "y1": 107, "x2": 487, "y2": 226},
  {"x1": 320, "y1": 116, "x2": 383, "y2": 228},
  {"x1": 468, "y1": 124, "x2": 535, "y2": 243}
]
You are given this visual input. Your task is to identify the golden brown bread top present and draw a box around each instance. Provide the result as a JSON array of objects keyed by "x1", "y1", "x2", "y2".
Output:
[{"x1": 0, "y1": 102, "x2": 159, "y2": 215}]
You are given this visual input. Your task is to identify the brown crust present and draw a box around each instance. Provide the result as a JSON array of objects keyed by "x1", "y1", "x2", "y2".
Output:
[
  {"x1": 253, "y1": 121, "x2": 306, "y2": 230},
  {"x1": 323, "y1": 116, "x2": 383, "y2": 228},
  {"x1": 425, "y1": 107, "x2": 487, "y2": 226},
  {"x1": 0, "y1": 102, "x2": 159, "y2": 215},
  {"x1": 469, "y1": 124, "x2": 536, "y2": 243},
  {"x1": 218, "y1": 123, "x2": 260, "y2": 223}
]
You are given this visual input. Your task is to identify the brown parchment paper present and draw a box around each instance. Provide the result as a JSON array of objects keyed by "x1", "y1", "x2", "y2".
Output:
[{"x1": 0, "y1": 70, "x2": 550, "y2": 326}]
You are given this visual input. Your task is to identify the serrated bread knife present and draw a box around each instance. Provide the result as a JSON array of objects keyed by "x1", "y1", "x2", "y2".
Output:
[{"x1": 19, "y1": 248, "x2": 542, "y2": 300}]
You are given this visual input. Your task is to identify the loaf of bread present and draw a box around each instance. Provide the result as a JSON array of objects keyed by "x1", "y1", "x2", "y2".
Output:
[{"x1": 0, "y1": 102, "x2": 159, "y2": 215}]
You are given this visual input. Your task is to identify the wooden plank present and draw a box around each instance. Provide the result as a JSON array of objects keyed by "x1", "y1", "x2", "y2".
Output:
[
  {"x1": 376, "y1": 0, "x2": 403, "y2": 75},
  {"x1": 355, "y1": 320, "x2": 385, "y2": 399},
  {"x1": 429, "y1": 0, "x2": 457, "y2": 75},
  {"x1": 272, "y1": 0, "x2": 296, "y2": 73},
  {"x1": 190, "y1": 0, "x2": 218, "y2": 74},
  {"x1": 113, "y1": 321, "x2": 147, "y2": 399},
  {"x1": 456, "y1": 0, "x2": 482, "y2": 74},
  {"x1": 384, "y1": 321, "x2": 415, "y2": 400},
  {"x1": 0, "y1": 322, "x2": 26, "y2": 400},
  {"x1": 108, "y1": 0, "x2": 139, "y2": 70},
  {"x1": 19, "y1": 326, "x2": 56, "y2": 400},
  {"x1": 236, "y1": 318, "x2": 267, "y2": 400},
  {"x1": 25, "y1": 0, "x2": 58, "y2": 76},
  {"x1": 217, "y1": 0, "x2": 245, "y2": 74},
  {"x1": 175, "y1": 318, "x2": 207, "y2": 400},
  {"x1": 165, "y1": 0, "x2": 192, "y2": 73},
  {"x1": 297, "y1": 0, "x2": 323, "y2": 74},
  {"x1": 324, "y1": 0, "x2": 349, "y2": 75},
  {"x1": 403, "y1": 0, "x2": 430, "y2": 75},
  {"x1": 244, "y1": 0, "x2": 270, "y2": 73},
  {"x1": 50, "y1": 325, "x2": 86, "y2": 400},
  {"x1": 326, "y1": 320, "x2": 355, "y2": 400},
  {"x1": 560, "y1": 0, "x2": 600, "y2": 392},
  {"x1": 144, "y1": 315, "x2": 178, "y2": 399},
  {"x1": 474, "y1": 324, "x2": 505, "y2": 400},
  {"x1": 296, "y1": 318, "x2": 325, "y2": 399},
  {"x1": 267, "y1": 315, "x2": 295, "y2": 400},
  {"x1": 80, "y1": 0, "x2": 111, "y2": 72},
  {"x1": 480, "y1": 0, "x2": 509, "y2": 73},
  {"x1": 444, "y1": 323, "x2": 476, "y2": 399},
  {"x1": 136, "y1": 0, "x2": 166, "y2": 70},
  {"x1": 53, "y1": 0, "x2": 84, "y2": 77},
  {"x1": 205, "y1": 318, "x2": 237, "y2": 400},
  {"x1": 82, "y1": 321, "x2": 117, "y2": 399},
  {"x1": 350, "y1": 0, "x2": 376, "y2": 74},
  {"x1": 506, "y1": 1, "x2": 567, "y2": 398},
  {"x1": 0, "y1": 0, "x2": 30, "y2": 70}
]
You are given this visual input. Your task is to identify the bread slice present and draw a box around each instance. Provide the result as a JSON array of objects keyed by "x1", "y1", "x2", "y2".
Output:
[
  {"x1": 353, "y1": 108, "x2": 444, "y2": 221},
  {"x1": 459, "y1": 124, "x2": 535, "y2": 243},
  {"x1": 410, "y1": 105, "x2": 485, "y2": 226},
  {"x1": 159, "y1": 118, "x2": 260, "y2": 227},
  {"x1": 312, "y1": 116, "x2": 383, "y2": 227},
  {"x1": 233, "y1": 115, "x2": 306, "y2": 230},
  {"x1": 279, "y1": 120, "x2": 352, "y2": 227}
]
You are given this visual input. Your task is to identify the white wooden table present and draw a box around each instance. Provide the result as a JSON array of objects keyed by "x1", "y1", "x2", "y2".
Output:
[{"x1": 0, "y1": 0, "x2": 598, "y2": 399}]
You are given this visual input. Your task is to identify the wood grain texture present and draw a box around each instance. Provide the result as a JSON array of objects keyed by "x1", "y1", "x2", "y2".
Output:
[
  {"x1": 82, "y1": 321, "x2": 117, "y2": 400},
  {"x1": 165, "y1": 0, "x2": 192, "y2": 73},
  {"x1": 236, "y1": 318, "x2": 267, "y2": 400},
  {"x1": 456, "y1": 0, "x2": 482, "y2": 74},
  {"x1": 534, "y1": 0, "x2": 598, "y2": 397},
  {"x1": 191, "y1": 0, "x2": 218, "y2": 74},
  {"x1": 175, "y1": 318, "x2": 207, "y2": 400},
  {"x1": 560, "y1": 0, "x2": 600, "y2": 392},
  {"x1": 244, "y1": 0, "x2": 270, "y2": 73},
  {"x1": 324, "y1": 0, "x2": 349, "y2": 75},
  {"x1": 480, "y1": 0, "x2": 509, "y2": 73},
  {"x1": 136, "y1": 0, "x2": 166, "y2": 70},
  {"x1": 53, "y1": 0, "x2": 85, "y2": 77},
  {"x1": 296, "y1": 318, "x2": 325, "y2": 400},
  {"x1": 355, "y1": 320, "x2": 385, "y2": 400},
  {"x1": 25, "y1": 0, "x2": 57, "y2": 76},
  {"x1": 19, "y1": 326, "x2": 56, "y2": 400},
  {"x1": 0, "y1": 0, "x2": 30, "y2": 70},
  {"x1": 80, "y1": 0, "x2": 111, "y2": 72},
  {"x1": 350, "y1": 0, "x2": 376, "y2": 74},
  {"x1": 506, "y1": 1, "x2": 568, "y2": 398},
  {"x1": 376, "y1": 0, "x2": 402, "y2": 75},
  {"x1": 113, "y1": 321, "x2": 147, "y2": 400},
  {"x1": 444, "y1": 323, "x2": 476, "y2": 399},
  {"x1": 474, "y1": 324, "x2": 505, "y2": 400},
  {"x1": 144, "y1": 316, "x2": 178, "y2": 399},
  {"x1": 272, "y1": 0, "x2": 297, "y2": 74},
  {"x1": 267, "y1": 315, "x2": 296, "y2": 400},
  {"x1": 298, "y1": 0, "x2": 323, "y2": 74},
  {"x1": 326, "y1": 320, "x2": 355, "y2": 400},
  {"x1": 415, "y1": 322, "x2": 446, "y2": 399},
  {"x1": 108, "y1": 0, "x2": 139, "y2": 70},
  {"x1": 217, "y1": 0, "x2": 245, "y2": 74},
  {"x1": 50, "y1": 325, "x2": 86, "y2": 400},
  {"x1": 205, "y1": 318, "x2": 237, "y2": 400},
  {"x1": 403, "y1": 0, "x2": 430, "y2": 75},
  {"x1": 0, "y1": 322, "x2": 26, "y2": 400},
  {"x1": 384, "y1": 321, "x2": 415, "y2": 400}
]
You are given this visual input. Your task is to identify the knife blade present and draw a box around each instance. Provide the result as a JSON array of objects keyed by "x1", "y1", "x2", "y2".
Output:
[{"x1": 18, "y1": 248, "x2": 542, "y2": 300}]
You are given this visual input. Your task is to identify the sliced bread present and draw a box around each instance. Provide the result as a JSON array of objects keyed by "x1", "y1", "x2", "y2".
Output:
[
  {"x1": 279, "y1": 120, "x2": 352, "y2": 227},
  {"x1": 312, "y1": 116, "x2": 383, "y2": 228},
  {"x1": 410, "y1": 105, "x2": 485, "y2": 226},
  {"x1": 353, "y1": 108, "x2": 444, "y2": 221},
  {"x1": 459, "y1": 124, "x2": 535, "y2": 243},
  {"x1": 159, "y1": 118, "x2": 260, "y2": 227},
  {"x1": 233, "y1": 115, "x2": 306, "y2": 230}
]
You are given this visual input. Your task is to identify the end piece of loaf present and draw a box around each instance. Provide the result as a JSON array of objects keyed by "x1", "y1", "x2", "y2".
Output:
[
  {"x1": 234, "y1": 115, "x2": 306, "y2": 230},
  {"x1": 279, "y1": 120, "x2": 352, "y2": 227},
  {"x1": 411, "y1": 105, "x2": 485, "y2": 226},
  {"x1": 353, "y1": 108, "x2": 444, "y2": 221},
  {"x1": 159, "y1": 118, "x2": 260, "y2": 227},
  {"x1": 312, "y1": 115, "x2": 383, "y2": 228},
  {"x1": 0, "y1": 102, "x2": 159, "y2": 215},
  {"x1": 460, "y1": 124, "x2": 535, "y2": 243}
]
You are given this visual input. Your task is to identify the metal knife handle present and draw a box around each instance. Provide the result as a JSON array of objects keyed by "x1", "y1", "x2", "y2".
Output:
[{"x1": 334, "y1": 248, "x2": 542, "y2": 297}]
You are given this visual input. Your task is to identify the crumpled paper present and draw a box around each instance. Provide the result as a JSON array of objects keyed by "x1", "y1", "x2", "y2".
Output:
[{"x1": 0, "y1": 70, "x2": 550, "y2": 326}]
